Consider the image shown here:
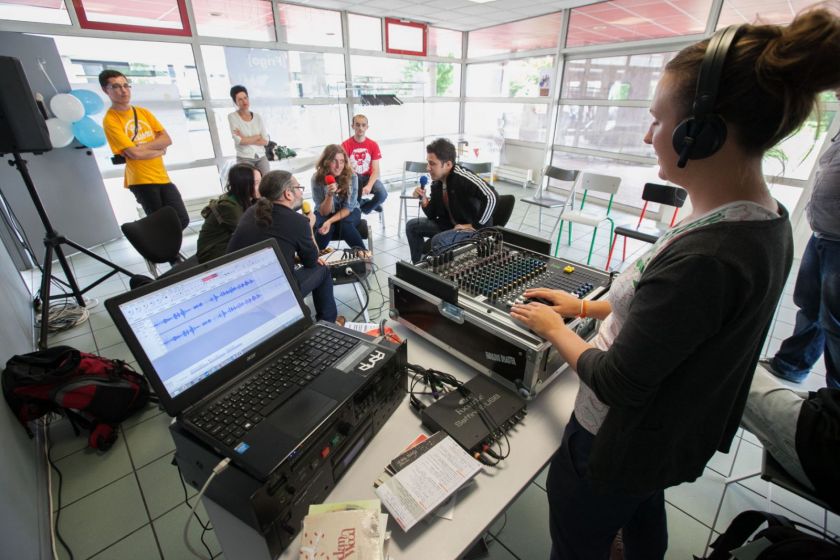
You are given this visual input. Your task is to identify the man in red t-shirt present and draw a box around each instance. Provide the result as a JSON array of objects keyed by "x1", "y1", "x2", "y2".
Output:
[{"x1": 341, "y1": 114, "x2": 388, "y2": 214}]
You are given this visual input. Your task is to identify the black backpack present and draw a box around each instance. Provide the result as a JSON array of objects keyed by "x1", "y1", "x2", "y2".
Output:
[
  {"x1": 699, "y1": 510, "x2": 840, "y2": 559},
  {"x1": 2, "y1": 346, "x2": 152, "y2": 450}
]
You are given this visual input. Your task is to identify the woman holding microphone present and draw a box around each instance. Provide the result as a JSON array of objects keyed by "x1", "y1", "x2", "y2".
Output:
[{"x1": 310, "y1": 144, "x2": 367, "y2": 252}]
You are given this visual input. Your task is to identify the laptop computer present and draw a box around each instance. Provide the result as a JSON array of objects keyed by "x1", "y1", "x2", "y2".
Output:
[{"x1": 106, "y1": 239, "x2": 392, "y2": 481}]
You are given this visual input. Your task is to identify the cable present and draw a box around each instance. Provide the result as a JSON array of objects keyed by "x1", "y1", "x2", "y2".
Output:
[
  {"x1": 44, "y1": 418, "x2": 75, "y2": 560},
  {"x1": 405, "y1": 363, "x2": 512, "y2": 466},
  {"x1": 175, "y1": 459, "x2": 215, "y2": 559},
  {"x1": 183, "y1": 457, "x2": 229, "y2": 560},
  {"x1": 349, "y1": 269, "x2": 370, "y2": 321}
]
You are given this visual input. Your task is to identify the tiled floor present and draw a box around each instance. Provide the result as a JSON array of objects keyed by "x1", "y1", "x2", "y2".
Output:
[{"x1": 29, "y1": 180, "x2": 838, "y2": 559}]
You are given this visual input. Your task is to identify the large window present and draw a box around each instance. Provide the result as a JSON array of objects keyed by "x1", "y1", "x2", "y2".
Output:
[
  {"x1": 53, "y1": 36, "x2": 201, "y2": 100},
  {"x1": 351, "y1": 56, "x2": 460, "y2": 97},
  {"x1": 72, "y1": 0, "x2": 191, "y2": 36},
  {"x1": 428, "y1": 27, "x2": 462, "y2": 59},
  {"x1": 555, "y1": 105, "x2": 654, "y2": 158},
  {"x1": 0, "y1": 0, "x2": 70, "y2": 24},
  {"x1": 276, "y1": 4, "x2": 343, "y2": 47},
  {"x1": 562, "y1": 53, "x2": 676, "y2": 101},
  {"x1": 566, "y1": 0, "x2": 711, "y2": 48},
  {"x1": 717, "y1": 0, "x2": 815, "y2": 28},
  {"x1": 349, "y1": 13, "x2": 382, "y2": 51},
  {"x1": 467, "y1": 56, "x2": 554, "y2": 98},
  {"x1": 193, "y1": 0, "x2": 275, "y2": 41},
  {"x1": 465, "y1": 102, "x2": 550, "y2": 143},
  {"x1": 468, "y1": 13, "x2": 562, "y2": 58},
  {"x1": 202, "y1": 46, "x2": 345, "y2": 100}
]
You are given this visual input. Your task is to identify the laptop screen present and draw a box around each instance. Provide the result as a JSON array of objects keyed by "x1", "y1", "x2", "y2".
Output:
[{"x1": 114, "y1": 245, "x2": 305, "y2": 400}]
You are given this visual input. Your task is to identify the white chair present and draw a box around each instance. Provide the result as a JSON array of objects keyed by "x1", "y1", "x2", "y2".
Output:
[
  {"x1": 553, "y1": 172, "x2": 621, "y2": 265},
  {"x1": 397, "y1": 161, "x2": 429, "y2": 237},
  {"x1": 518, "y1": 165, "x2": 580, "y2": 235}
]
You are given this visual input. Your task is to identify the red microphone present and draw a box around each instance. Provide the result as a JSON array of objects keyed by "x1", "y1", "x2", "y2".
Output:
[{"x1": 325, "y1": 175, "x2": 336, "y2": 186}]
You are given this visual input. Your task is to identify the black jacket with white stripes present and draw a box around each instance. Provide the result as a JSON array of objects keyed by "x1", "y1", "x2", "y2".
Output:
[{"x1": 422, "y1": 164, "x2": 498, "y2": 229}]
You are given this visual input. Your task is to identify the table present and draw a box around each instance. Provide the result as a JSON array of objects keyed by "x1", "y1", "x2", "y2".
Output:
[{"x1": 206, "y1": 322, "x2": 580, "y2": 559}]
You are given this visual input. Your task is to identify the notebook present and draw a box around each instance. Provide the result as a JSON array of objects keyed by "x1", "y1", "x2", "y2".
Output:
[{"x1": 106, "y1": 239, "x2": 389, "y2": 481}]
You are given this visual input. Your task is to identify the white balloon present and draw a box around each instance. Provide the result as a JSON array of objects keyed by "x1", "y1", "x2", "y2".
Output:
[
  {"x1": 45, "y1": 117, "x2": 74, "y2": 148},
  {"x1": 50, "y1": 93, "x2": 85, "y2": 123}
]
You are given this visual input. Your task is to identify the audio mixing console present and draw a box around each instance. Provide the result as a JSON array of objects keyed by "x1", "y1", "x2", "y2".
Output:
[{"x1": 389, "y1": 227, "x2": 612, "y2": 397}]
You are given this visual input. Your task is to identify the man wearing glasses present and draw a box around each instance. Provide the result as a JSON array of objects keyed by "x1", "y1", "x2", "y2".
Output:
[
  {"x1": 99, "y1": 69, "x2": 189, "y2": 229},
  {"x1": 227, "y1": 170, "x2": 339, "y2": 323}
]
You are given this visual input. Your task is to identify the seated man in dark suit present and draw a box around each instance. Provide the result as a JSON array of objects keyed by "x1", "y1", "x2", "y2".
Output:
[{"x1": 228, "y1": 170, "x2": 338, "y2": 323}]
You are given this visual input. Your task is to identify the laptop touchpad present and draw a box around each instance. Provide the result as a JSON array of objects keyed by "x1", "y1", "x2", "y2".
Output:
[{"x1": 269, "y1": 389, "x2": 336, "y2": 438}]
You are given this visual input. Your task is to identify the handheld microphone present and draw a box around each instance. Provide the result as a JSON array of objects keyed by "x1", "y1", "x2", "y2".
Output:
[
  {"x1": 301, "y1": 200, "x2": 312, "y2": 215},
  {"x1": 325, "y1": 174, "x2": 336, "y2": 188},
  {"x1": 418, "y1": 175, "x2": 429, "y2": 206}
]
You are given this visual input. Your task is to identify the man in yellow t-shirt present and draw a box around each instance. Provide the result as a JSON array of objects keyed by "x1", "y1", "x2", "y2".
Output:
[{"x1": 100, "y1": 70, "x2": 189, "y2": 229}]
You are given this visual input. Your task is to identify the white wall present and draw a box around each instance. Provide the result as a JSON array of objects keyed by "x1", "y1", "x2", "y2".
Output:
[{"x1": 0, "y1": 240, "x2": 46, "y2": 560}]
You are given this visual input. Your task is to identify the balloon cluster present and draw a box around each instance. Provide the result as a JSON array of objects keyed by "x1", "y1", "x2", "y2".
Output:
[{"x1": 46, "y1": 91, "x2": 106, "y2": 149}]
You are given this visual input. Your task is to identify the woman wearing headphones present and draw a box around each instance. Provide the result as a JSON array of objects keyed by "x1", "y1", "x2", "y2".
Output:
[
  {"x1": 510, "y1": 8, "x2": 840, "y2": 558},
  {"x1": 311, "y1": 144, "x2": 368, "y2": 252}
]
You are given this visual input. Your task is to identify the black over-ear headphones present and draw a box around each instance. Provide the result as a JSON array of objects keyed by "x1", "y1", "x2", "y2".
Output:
[{"x1": 672, "y1": 25, "x2": 743, "y2": 168}]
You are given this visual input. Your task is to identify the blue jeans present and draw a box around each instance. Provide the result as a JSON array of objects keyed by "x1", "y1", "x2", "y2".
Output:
[
  {"x1": 430, "y1": 229, "x2": 477, "y2": 255},
  {"x1": 770, "y1": 234, "x2": 840, "y2": 388},
  {"x1": 406, "y1": 217, "x2": 443, "y2": 263},
  {"x1": 356, "y1": 174, "x2": 387, "y2": 214},
  {"x1": 293, "y1": 265, "x2": 337, "y2": 322},
  {"x1": 314, "y1": 208, "x2": 366, "y2": 251},
  {"x1": 547, "y1": 415, "x2": 668, "y2": 560}
]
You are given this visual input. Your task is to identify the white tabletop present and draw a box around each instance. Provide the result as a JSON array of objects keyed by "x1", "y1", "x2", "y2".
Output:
[{"x1": 275, "y1": 322, "x2": 580, "y2": 559}]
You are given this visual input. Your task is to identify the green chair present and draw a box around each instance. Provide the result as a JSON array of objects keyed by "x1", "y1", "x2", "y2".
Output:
[{"x1": 553, "y1": 172, "x2": 621, "y2": 265}]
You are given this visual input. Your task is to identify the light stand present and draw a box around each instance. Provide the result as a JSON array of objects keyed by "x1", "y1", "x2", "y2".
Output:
[{"x1": 6, "y1": 151, "x2": 134, "y2": 349}]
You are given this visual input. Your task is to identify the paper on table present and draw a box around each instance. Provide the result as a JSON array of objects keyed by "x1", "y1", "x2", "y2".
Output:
[{"x1": 375, "y1": 435, "x2": 482, "y2": 531}]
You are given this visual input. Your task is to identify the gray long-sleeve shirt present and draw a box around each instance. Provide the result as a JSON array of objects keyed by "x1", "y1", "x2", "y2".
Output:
[{"x1": 807, "y1": 137, "x2": 840, "y2": 240}]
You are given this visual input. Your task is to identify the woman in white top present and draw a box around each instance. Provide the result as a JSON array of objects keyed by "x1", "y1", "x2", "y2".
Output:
[{"x1": 228, "y1": 85, "x2": 270, "y2": 176}]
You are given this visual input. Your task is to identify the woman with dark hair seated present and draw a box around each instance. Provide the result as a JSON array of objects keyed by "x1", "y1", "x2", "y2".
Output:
[
  {"x1": 311, "y1": 144, "x2": 367, "y2": 252},
  {"x1": 196, "y1": 163, "x2": 261, "y2": 264},
  {"x1": 228, "y1": 170, "x2": 338, "y2": 323}
]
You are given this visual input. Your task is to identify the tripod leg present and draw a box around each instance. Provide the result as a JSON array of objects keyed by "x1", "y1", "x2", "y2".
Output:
[
  {"x1": 38, "y1": 245, "x2": 54, "y2": 349},
  {"x1": 52, "y1": 244, "x2": 85, "y2": 307}
]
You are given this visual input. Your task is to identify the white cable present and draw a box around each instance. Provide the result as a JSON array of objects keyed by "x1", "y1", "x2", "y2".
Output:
[
  {"x1": 183, "y1": 457, "x2": 230, "y2": 559},
  {"x1": 44, "y1": 421, "x2": 59, "y2": 560}
]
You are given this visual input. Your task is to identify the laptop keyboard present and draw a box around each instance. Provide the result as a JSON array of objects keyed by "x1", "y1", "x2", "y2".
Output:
[{"x1": 191, "y1": 328, "x2": 359, "y2": 448}]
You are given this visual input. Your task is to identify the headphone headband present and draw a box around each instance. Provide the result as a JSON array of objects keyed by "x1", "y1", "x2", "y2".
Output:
[
  {"x1": 693, "y1": 25, "x2": 741, "y2": 119},
  {"x1": 673, "y1": 25, "x2": 743, "y2": 168}
]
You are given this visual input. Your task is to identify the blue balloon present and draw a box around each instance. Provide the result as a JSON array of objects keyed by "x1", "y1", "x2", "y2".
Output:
[
  {"x1": 72, "y1": 116, "x2": 106, "y2": 148},
  {"x1": 70, "y1": 89, "x2": 105, "y2": 116}
]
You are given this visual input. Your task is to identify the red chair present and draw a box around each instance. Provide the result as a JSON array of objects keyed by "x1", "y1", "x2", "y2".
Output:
[{"x1": 605, "y1": 183, "x2": 687, "y2": 270}]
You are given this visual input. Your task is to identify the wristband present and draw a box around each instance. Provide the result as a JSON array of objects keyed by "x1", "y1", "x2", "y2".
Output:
[{"x1": 579, "y1": 299, "x2": 588, "y2": 318}]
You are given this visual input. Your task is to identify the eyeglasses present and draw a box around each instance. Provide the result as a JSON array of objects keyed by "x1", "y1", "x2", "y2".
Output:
[
  {"x1": 292, "y1": 186, "x2": 305, "y2": 191},
  {"x1": 107, "y1": 83, "x2": 132, "y2": 91}
]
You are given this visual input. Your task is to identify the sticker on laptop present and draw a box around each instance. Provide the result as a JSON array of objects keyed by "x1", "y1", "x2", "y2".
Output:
[
  {"x1": 355, "y1": 350, "x2": 386, "y2": 375},
  {"x1": 234, "y1": 442, "x2": 250, "y2": 454}
]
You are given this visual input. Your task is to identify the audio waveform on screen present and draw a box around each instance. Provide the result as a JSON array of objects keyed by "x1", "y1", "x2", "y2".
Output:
[
  {"x1": 161, "y1": 292, "x2": 263, "y2": 347},
  {"x1": 153, "y1": 278, "x2": 256, "y2": 328}
]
